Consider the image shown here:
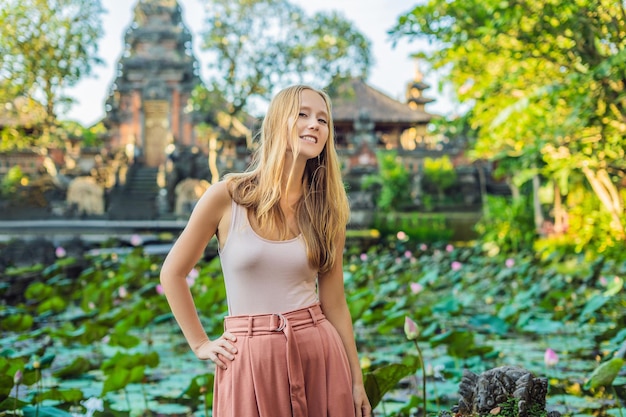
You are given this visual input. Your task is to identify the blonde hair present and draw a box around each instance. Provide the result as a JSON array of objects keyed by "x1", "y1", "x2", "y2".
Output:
[{"x1": 225, "y1": 85, "x2": 349, "y2": 274}]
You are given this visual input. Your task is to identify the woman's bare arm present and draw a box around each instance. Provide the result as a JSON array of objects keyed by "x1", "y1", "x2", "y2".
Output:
[
  {"x1": 318, "y1": 231, "x2": 372, "y2": 417},
  {"x1": 159, "y1": 181, "x2": 236, "y2": 367}
]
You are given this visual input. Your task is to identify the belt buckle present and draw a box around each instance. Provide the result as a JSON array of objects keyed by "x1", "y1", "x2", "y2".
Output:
[{"x1": 272, "y1": 313, "x2": 286, "y2": 331}]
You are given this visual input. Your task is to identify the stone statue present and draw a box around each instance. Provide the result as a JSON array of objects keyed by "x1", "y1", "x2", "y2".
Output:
[
  {"x1": 66, "y1": 177, "x2": 105, "y2": 216},
  {"x1": 165, "y1": 145, "x2": 211, "y2": 212},
  {"x1": 447, "y1": 366, "x2": 560, "y2": 417},
  {"x1": 174, "y1": 178, "x2": 209, "y2": 217}
]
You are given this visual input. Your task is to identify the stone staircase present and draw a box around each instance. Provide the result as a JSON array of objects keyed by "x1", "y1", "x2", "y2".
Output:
[{"x1": 107, "y1": 165, "x2": 159, "y2": 220}]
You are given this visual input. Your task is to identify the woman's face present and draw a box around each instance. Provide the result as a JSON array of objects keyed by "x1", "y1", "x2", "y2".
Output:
[{"x1": 293, "y1": 89, "x2": 329, "y2": 160}]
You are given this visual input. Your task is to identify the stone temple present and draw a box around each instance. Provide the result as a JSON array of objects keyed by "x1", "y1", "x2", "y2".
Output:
[
  {"x1": 0, "y1": 0, "x2": 488, "y2": 223},
  {"x1": 104, "y1": 0, "x2": 202, "y2": 168}
]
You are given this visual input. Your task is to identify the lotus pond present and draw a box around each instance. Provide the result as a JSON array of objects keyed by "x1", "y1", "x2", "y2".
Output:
[{"x1": 1, "y1": 237, "x2": 625, "y2": 417}]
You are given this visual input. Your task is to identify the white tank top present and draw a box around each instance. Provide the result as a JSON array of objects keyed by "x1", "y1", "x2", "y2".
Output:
[{"x1": 218, "y1": 200, "x2": 319, "y2": 315}]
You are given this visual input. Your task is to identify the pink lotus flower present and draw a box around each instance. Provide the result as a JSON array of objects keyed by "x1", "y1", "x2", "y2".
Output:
[
  {"x1": 130, "y1": 234, "x2": 143, "y2": 247},
  {"x1": 404, "y1": 316, "x2": 419, "y2": 340},
  {"x1": 446, "y1": 244, "x2": 454, "y2": 252},
  {"x1": 410, "y1": 283, "x2": 424, "y2": 294},
  {"x1": 55, "y1": 246, "x2": 66, "y2": 258},
  {"x1": 451, "y1": 261, "x2": 462, "y2": 271},
  {"x1": 419, "y1": 244, "x2": 428, "y2": 251},
  {"x1": 188, "y1": 268, "x2": 199, "y2": 280},
  {"x1": 186, "y1": 268, "x2": 199, "y2": 287},
  {"x1": 118, "y1": 286, "x2": 128, "y2": 298},
  {"x1": 156, "y1": 284, "x2": 165, "y2": 295},
  {"x1": 505, "y1": 258, "x2": 515, "y2": 268},
  {"x1": 360, "y1": 253, "x2": 368, "y2": 261},
  {"x1": 397, "y1": 231, "x2": 407, "y2": 240},
  {"x1": 404, "y1": 250, "x2": 413, "y2": 258},
  {"x1": 544, "y1": 348, "x2": 559, "y2": 367},
  {"x1": 14, "y1": 369, "x2": 22, "y2": 384}
]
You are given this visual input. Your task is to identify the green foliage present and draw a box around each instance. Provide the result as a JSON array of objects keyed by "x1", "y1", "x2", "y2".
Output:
[
  {"x1": 392, "y1": 0, "x2": 626, "y2": 243},
  {"x1": 430, "y1": 329, "x2": 493, "y2": 359},
  {"x1": 373, "y1": 211, "x2": 454, "y2": 243},
  {"x1": 189, "y1": 84, "x2": 236, "y2": 125},
  {"x1": 422, "y1": 156, "x2": 458, "y2": 199},
  {"x1": 528, "y1": 185, "x2": 626, "y2": 260},
  {"x1": 0, "y1": 0, "x2": 105, "y2": 146},
  {"x1": 364, "y1": 363, "x2": 417, "y2": 410},
  {"x1": 22, "y1": 406, "x2": 73, "y2": 417},
  {"x1": 57, "y1": 120, "x2": 105, "y2": 148},
  {"x1": 362, "y1": 151, "x2": 411, "y2": 211},
  {"x1": 305, "y1": 11, "x2": 372, "y2": 84},
  {"x1": 52, "y1": 357, "x2": 92, "y2": 379},
  {"x1": 0, "y1": 246, "x2": 232, "y2": 414},
  {"x1": 0, "y1": 166, "x2": 26, "y2": 197},
  {"x1": 0, "y1": 94, "x2": 46, "y2": 151},
  {"x1": 345, "y1": 241, "x2": 625, "y2": 414},
  {"x1": 491, "y1": 396, "x2": 547, "y2": 417},
  {"x1": 183, "y1": 373, "x2": 215, "y2": 411},
  {"x1": 200, "y1": 0, "x2": 371, "y2": 116},
  {"x1": 584, "y1": 358, "x2": 625, "y2": 390},
  {"x1": 1, "y1": 311, "x2": 34, "y2": 332},
  {"x1": 475, "y1": 195, "x2": 536, "y2": 254},
  {"x1": 101, "y1": 351, "x2": 159, "y2": 395},
  {"x1": 1, "y1": 240, "x2": 625, "y2": 415}
]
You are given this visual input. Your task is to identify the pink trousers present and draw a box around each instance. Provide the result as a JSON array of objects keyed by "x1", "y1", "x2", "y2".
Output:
[{"x1": 213, "y1": 303, "x2": 356, "y2": 417}]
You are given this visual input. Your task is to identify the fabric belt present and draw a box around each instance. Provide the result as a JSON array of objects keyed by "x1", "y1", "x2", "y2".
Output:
[{"x1": 223, "y1": 303, "x2": 325, "y2": 417}]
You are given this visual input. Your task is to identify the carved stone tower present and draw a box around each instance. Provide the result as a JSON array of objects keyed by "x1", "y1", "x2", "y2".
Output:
[
  {"x1": 103, "y1": 0, "x2": 202, "y2": 167},
  {"x1": 406, "y1": 61, "x2": 435, "y2": 113}
]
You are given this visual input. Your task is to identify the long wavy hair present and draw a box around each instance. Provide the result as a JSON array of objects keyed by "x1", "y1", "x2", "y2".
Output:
[{"x1": 225, "y1": 85, "x2": 349, "y2": 274}]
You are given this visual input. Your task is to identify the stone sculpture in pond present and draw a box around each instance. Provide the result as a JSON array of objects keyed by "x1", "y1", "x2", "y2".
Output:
[{"x1": 442, "y1": 366, "x2": 561, "y2": 417}]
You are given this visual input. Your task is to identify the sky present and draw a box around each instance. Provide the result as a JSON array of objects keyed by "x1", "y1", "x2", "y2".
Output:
[{"x1": 64, "y1": 0, "x2": 455, "y2": 126}]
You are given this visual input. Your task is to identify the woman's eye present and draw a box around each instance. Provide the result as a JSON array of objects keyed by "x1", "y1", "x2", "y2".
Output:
[
  {"x1": 318, "y1": 119, "x2": 327, "y2": 124},
  {"x1": 299, "y1": 112, "x2": 307, "y2": 117}
]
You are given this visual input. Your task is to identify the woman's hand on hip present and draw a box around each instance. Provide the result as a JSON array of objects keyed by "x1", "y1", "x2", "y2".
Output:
[{"x1": 195, "y1": 332, "x2": 238, "y2": 370}]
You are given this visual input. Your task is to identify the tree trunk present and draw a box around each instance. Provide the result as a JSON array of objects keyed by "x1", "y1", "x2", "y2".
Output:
[
  {"x1": 532, "y1": 174, "x2": 544, "y2": 235},
  {"x1": 581, "y1": 165, "x2": 625, "y2": 238},
  {"x1": 553, "y1": 182, "x2": 568, "y2": 234},
  {"x1": 208, "y1": 136, "x2": 220, "y2": 185},
  {"x1": 43, "y1": 78, "x2": 56, "y2": 146},
  {"x1": 507, "y1": 179, "x2": 520, "y2": 200},
  {"x1": 476, "y1": 161, "x2": 489, "y2": 217}
]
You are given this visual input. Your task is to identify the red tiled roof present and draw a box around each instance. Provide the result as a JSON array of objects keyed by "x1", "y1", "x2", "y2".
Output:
[{"x1": 329, "y1": 78, "x2": 434, "y2": 124}]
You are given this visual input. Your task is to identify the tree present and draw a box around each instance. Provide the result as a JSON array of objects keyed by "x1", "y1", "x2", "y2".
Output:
[
  {"x1": 301, "y1": 11, "x2": 373, "y2": 93},
  {"x1": 392, "y1": 0, "x2": 626, "y2": 246},
  {"x1": 422, "y1": 156, "x2": 457, "y2": 202},
  {"x1": 362, "y1": 151, "x2": 411, "y2": 212},
  {"x1": 0, "y1": 0, "x2": 105, "y2": 148},
  {"x1": 0, "y1": 91, "x2": 47, "y2": 151},
  {"x1": 200, "y1": 0, "x2": 371, "y2": 117}
]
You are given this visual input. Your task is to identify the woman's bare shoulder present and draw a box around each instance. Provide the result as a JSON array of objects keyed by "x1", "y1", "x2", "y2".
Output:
[
  {"x1": 190, "y1": 180, "x2": 232, "y2": 219},
  {"x1": 204, "y1": 179, "x2": 232, "y2": 202}
]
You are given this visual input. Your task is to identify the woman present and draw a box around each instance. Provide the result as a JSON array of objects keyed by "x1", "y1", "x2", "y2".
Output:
[{"x1": 160, "y1": 85, "x2": 371, "y2": 417}]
